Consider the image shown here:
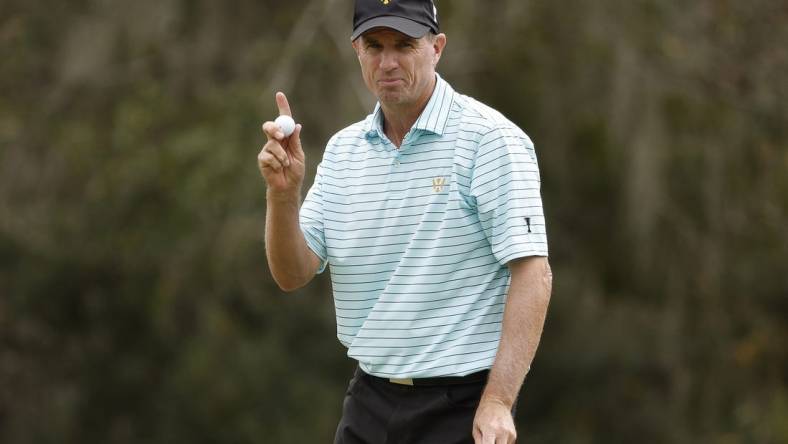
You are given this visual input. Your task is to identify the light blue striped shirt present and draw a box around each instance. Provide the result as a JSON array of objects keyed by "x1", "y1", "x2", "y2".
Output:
[{"x1": 300, "y1": 74, "x2": 548, "y2": 378}]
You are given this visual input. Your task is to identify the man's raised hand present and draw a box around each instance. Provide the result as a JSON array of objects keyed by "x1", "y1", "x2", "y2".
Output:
[{"x1": 258, "y1": 92, "x2": 306, "y2": 195}]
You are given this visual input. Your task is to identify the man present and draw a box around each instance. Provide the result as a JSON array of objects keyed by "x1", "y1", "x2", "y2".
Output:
[{"x1": 258, "y1": 1, "x2": 552, "y2": 442}]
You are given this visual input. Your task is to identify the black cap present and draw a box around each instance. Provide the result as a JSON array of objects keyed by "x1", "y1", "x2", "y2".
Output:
[{"x1": 352, "y1": 0, "x2": 440, "y2": 40}]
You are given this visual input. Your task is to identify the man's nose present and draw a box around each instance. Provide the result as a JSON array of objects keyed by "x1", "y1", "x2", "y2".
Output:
[{"x1": 379, "y1": 49, "x2": 398, "y2": 71}]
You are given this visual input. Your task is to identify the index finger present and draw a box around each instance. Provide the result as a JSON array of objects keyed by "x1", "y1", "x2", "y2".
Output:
[{"x1": 275, "y1": 92, "x2": 292, "y2": 117}]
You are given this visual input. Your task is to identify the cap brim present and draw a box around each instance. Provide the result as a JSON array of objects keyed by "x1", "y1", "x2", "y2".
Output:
[{"x1": 351, "y1": 16, "x2": 430, "y2": 40}]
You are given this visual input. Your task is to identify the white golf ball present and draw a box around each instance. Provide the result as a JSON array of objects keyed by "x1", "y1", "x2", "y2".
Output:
[{"x1": 275, "y1": 115, "x2": 295, "y2": 137}]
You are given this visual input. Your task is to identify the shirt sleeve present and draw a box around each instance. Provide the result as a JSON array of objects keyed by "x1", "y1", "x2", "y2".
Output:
[
  {"x1": 300, "y1": 162, "x2": 328, "y2": 274},
  {"x1": 469, "y1": 126, "x2": 549, "y2": 265}
]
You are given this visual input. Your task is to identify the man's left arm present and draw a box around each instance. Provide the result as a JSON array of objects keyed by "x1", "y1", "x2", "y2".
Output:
[{"x1": 472, "y1": 256, "x2": 553, "y2": 444}]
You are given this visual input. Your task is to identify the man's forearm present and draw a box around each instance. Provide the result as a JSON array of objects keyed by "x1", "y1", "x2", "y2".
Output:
[
  {"x1": 265, "y1": 189, "x2": 318, "y2": 291},
  {"x1": 482, "y1": 256, "x2": 553, "y2": 408}
]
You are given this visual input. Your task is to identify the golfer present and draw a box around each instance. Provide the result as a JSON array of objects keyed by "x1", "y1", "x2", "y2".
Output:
[{"x1": 258, "y1": 1, "x2": 552, "y2": 442}]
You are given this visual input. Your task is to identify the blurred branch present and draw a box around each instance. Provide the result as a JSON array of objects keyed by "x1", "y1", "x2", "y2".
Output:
[{"x1": 263, "y1": 0, "x2": 340, "y2": 98}]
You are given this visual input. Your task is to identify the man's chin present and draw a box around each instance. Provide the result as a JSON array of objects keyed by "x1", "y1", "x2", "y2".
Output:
[{"x1": 377, "y1": 90, "x2": 407, "y2": 106}]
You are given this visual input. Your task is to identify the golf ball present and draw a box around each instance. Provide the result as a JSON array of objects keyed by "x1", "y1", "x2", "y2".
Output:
[{"x1": 275, "y1": 115, "x2": 295, "y2": 137}]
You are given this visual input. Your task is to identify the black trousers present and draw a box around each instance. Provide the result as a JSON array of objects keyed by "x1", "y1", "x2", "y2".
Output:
[{"x1": 334, "y1": 367, "x2": 489, "y2": 444}]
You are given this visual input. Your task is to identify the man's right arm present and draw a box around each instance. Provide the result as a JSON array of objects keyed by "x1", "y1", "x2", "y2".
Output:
[
  {"x1": 264, "y1": 190, "x2": 321, "y2": 291},
  {"x1": 258, "y1": 92, "x2": 321, "y2": 291}
]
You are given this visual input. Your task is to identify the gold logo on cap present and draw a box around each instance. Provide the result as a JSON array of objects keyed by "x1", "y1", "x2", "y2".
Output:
[{"x1": 381, "y1": 0, "x2": 390, "y2": 4}]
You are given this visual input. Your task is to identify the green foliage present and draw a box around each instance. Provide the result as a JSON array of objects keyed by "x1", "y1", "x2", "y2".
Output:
[{"x1": 1, "y1": 0, "x2": 786, "y2": 442}]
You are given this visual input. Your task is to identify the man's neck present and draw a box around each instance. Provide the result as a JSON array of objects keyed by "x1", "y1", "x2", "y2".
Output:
[{"x1": 380, "y1": 77, "x2": 436, "y2": 148}]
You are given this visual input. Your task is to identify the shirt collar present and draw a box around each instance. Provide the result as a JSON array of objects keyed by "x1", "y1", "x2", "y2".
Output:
[{"x1": 365, "y1": 73, "x2": 455, "y2": 139}]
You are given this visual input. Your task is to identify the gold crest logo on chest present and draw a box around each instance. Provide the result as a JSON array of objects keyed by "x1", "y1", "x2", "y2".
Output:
[{"x1": 432, "y1": 177, "x2": 446, "y2": 193}]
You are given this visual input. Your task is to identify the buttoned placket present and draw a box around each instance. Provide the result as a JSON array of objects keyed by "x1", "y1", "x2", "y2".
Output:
[{"x1": 383, "y1": 129, "x2": 419, "y2": 198}]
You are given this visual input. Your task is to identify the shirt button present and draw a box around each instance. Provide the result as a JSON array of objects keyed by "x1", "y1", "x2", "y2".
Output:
[{"x1": 394, "y1": 160, "x2": 400, "y2": 167}]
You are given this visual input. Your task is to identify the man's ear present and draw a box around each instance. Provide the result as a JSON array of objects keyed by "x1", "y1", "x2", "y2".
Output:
[
  {"x1": 351, "y1": 38, "x2": 361, "y2": 57},
  {"x1": 432, "y1": 33, "x2": 447, "y2": 66}
]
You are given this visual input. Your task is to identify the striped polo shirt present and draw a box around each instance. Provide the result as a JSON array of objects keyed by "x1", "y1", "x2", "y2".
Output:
[{"x1": 299, "y1": 74, "x2": 548, "y2": 378}]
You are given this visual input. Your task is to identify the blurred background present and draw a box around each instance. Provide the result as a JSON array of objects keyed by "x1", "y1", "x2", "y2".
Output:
[{"x1": 1, "y1": 0, "x2": 786, "y2": 442}]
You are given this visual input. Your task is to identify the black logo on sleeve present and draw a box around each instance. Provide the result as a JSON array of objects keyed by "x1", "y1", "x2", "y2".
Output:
[{"x1": 524, "y1": 217, "x2": 532, "y2": 233}]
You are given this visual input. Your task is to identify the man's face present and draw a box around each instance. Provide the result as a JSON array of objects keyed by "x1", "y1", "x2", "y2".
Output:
[{"x1": 353, "y1": 28, "x2": 446, "y2": 108}]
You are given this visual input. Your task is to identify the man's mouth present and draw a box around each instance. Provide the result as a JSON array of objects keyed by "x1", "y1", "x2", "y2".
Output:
[{"x1": 378, "y1": 78, "x2": 403, "y2": 87}]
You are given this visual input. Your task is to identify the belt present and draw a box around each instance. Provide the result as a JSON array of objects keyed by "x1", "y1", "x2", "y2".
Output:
[{"x1": 360, "y1": 367, "x2": 490, "y2": 387}]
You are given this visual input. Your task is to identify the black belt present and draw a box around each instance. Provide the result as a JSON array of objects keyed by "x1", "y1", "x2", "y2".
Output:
[{"x1": 359, "y1": 367, "x2": 490, "y2": 387}]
